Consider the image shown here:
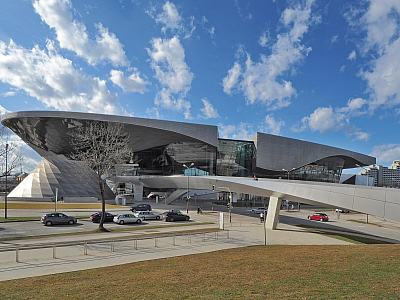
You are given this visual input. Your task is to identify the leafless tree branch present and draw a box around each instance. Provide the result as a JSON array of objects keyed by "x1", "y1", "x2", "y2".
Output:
[{"x1": 70, "y1": 121, "x2": 132, "y2": 230}]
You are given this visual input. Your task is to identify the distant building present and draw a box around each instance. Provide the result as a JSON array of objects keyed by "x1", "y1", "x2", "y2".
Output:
[
  {"x1": 339, "y1": 174, "x2": 374, "y2": 186},
  {"x1": 358, "y1": 160, "x2": 400, "y2": 187}
]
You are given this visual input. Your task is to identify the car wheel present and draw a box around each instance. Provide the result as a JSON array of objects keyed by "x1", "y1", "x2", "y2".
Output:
[
  {"x1": 185, "y1": 216, "x2": 189, "y2": 221},
  {"x1": 119, "y1": 220, "x2": 124, "y2": 225},
  {"x1": 307, "y1": 216, "x2": 311, "y2": 220},
  {"x1": 68, "y1": 220, "x2": 74, "y2": 225},
  {"x1": 170, "y1": 217, "x2": 175, "y2": 222},
  {"x1": 156, "y1": 216, "x2": 160, "y2": 220},
  {"x1": 45, "y1": 221, "x2": 52, "y2": 226},
  {"x1": 136, "y1": 219, "x2": 142, "y2": 224},
  {"x1": 319, "y1": 218, "x2": 324, "y2": 221}
]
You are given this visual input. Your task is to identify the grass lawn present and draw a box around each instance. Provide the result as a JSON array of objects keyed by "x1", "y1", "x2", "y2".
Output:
[{"x1": 0, "y1": 245, "x2": 398, "y2": 299}]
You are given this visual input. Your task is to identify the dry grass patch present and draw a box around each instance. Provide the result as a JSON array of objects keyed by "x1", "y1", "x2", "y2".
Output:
[
  {"x1": 0, "y1": 202, "x2": 120, "y2": 210},
  {"x1": 0, "y1": 245, "x2": 399, "y2": 299}
]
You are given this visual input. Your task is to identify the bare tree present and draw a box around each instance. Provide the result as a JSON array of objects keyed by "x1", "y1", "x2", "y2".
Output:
[
  {"x1": 0, "y1": 125, "x2": 24, "y2": 219},
  {"x1": 0, "y1": 125, "x2": 23, "y2": 178},
  {"x1": 71, "y1": 121, "x2": 131, "y2": 231}
]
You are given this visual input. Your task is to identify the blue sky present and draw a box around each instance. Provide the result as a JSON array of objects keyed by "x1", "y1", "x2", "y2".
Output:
[{"x1": 0, "y1": 0, "x2": 400, "y2": 173}]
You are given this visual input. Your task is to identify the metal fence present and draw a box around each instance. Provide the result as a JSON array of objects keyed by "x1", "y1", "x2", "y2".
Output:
[{"x1": 0, "y1": 230, "x2": 229, "y2": 263}]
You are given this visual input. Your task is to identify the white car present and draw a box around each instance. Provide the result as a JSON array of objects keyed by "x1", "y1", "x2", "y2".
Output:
[
  {"x1": 113, "y1": 214, "x2": 143, "y2": 225},
  {"x1": 335, "y1": 208, "x2": 350, "y2": 213},
  {"x1": 251, "y1": 207, "x2": 268, "y2": 214},
  {"x1": 133, "y1": 211, "x2": 161, "y2": 220}
]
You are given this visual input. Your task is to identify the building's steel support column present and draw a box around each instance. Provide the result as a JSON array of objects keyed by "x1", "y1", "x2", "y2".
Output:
[{"x1": 265, "y1": 196, "x2": 281, "y2": 230}]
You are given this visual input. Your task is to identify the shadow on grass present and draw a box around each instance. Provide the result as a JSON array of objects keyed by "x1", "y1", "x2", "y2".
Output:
[{"x1": 297, "y1": 224, "x2": 394, "y2": 244}]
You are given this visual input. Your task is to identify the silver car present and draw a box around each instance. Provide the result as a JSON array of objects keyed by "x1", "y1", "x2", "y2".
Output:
[
  {"x1": 251, "y1": 207, "x2": 268, "y2": 214},
  {"x1": 134, "y1": 211, "x2": 161, "y2": 220},
  {"x1": 113, "y1": 213, "x2": 143, "y2": 225},
  {"x1": 41, "y1": 213, "x2": 77, "y2": 226}
]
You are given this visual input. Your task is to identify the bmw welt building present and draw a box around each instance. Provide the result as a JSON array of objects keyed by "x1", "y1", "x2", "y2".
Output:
[{"x1": 3, "y1": 111, "x2": 399, "y2": 226}]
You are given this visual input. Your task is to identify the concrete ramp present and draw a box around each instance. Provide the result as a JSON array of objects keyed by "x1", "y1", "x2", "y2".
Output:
[
  {"x1": 140, "y1": 175, "x2": 400, "y2": 225},
  {"x1": 165, "y1": 188, "x2": 187, "y2": 204}
]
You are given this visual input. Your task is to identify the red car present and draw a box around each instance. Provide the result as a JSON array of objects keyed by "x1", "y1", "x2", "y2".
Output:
[{"x1": 307, "y1": 213, "x2": 329, "y2": 222}]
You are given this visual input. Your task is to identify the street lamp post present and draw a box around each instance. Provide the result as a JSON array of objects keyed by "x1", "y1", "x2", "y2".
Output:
[
  {"x1": 183, "y1": 163, "x2": 194, "y2": 213},
  {"x1": 282, "y1": 168, "x2": 295, "y2": 210},
  {"x1": 213, "y1": 185, "x2": 232, "y2": 222},
  {"x1": 282, "y1": 168, "x2": 295, "y2": 180},
  {"x1": 5, "y1": 143, "x2": 8, "y2": 219}
]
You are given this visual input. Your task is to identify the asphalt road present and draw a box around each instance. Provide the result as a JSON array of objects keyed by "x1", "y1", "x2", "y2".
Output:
[{"x1": 1, "y1": 201, "x2": 400, "y2": 244}]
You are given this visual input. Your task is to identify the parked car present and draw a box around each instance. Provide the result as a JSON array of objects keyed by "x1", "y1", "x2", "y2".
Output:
[
  {"x1": 251, "y1": 207, "x2": 268, "y2": 214},
  {"x1": 134, "y1": 211, "x2": 161, "y2": 220},
  {"x1": 41, "y1": 213, "x2": 77, "y2": 226},
  {"x1": 113, "y1": 213, "x2": 143, "y2": 225},
  {"x1": 90, "y1": 212, "x2": 114, "y2": 223},
  {"x1": 162, "y1": 209, "x2": 182, "y2": 218},
  {"x1": 147, "y1": 193, "x2": 160, "y2": 198},
  {"x1": 163, "y1": 211, "x2": 190, "y2": 222},
  {"x1": 307, "y1": 213, "x2": 329, "y2": 222},
  {"x1": 129, "y1": 204, "x2": 152, "y2": 212},
  {"x1": 335, "y1": 208, "x2": 350, "y2": 213}
]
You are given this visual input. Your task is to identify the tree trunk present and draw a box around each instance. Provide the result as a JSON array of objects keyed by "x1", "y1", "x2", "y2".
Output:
[{"x1": 98, "y1": 174, "x2": 107, "y2": 231}]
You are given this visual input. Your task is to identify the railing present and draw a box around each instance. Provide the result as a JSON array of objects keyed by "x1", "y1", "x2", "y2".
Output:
[{"x1": 0, "y1": 230, "x2": 228, "y2": 263}]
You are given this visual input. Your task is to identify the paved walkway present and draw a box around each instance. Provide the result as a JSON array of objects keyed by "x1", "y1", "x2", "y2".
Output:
[{"x1": 0, "y1": 204, "x2": 399, "y2": 282}]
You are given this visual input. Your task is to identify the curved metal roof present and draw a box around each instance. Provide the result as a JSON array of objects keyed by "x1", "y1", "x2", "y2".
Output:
[
  {"x1": 251, "y1": 132, "x2": 375, "y2": 171},
  {"x1": 1, "y1": 111, "x2": 219, "y2": 157}
]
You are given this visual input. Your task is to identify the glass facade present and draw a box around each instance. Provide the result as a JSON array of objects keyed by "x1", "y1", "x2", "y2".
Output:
[
  {"x1": 133, "y1": 141, "x2": 216, "y2": 176},
  {"x1": 290, "y1": 157, "x2": 344, "y2": 183},
  {"x1": 2, "y1": 116, "x2": 350, "y2": 184},
  {"x1": 216, "y1": 139, "x2": 256, "y2": 177}
]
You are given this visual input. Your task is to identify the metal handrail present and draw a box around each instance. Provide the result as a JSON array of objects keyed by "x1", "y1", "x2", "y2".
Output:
[{"x1": 0, "y1": 229, "x2": 225, "y2": 253}]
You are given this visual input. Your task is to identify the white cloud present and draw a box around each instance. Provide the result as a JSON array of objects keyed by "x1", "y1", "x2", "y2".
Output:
[
  {"x1": 0, "y1": 39, "x2": 124, "y2": 115},
  {"x1": 155, "y1": 88, "x2": 192, "y2": 119},
  {"x1": 201, "y1": 16, "x2": 215, "y2": 38},
  {"x1": 222, "y1": 0, "x2": 318, "y2": 110},
  {"x1": 218, "y1": 122, "x2": 254, "y2": 140},
  {"x1": 262, "y1": 114, "x2": 285, "y2": 135},
  {"x1": 146, "y1": 107, "x2": 161, "y2": 119},
  {"x1": 110, "y1": 69, "x2": 149, "y2": 93},
  {"x1": 362, "y1": 38, "x2": 400, "y2": 110},
  {"x1": 199, "y1": 99, "x2": 219, "y2": 119},
  {"x1": 147, "y1": 36, "x2": 193, "y2": 119},
  {"x1": 151, "y1": 1, "x2": 196, "y2": 38},
  {"x1": 1, "y1": 91, "x2": 16, "y2": 97},
  {"x1": 222, "y1": 62, "x2": 241, "y2": 95},
  {"x1": 0, "y1": 105, "x2": 11, "y2": 116},
  {"x1": 301, "y1": 107, "x2": 346, "y2": 133},
  {"x1": 156, "y1": 1, "x2": 183, "y2": 34},
  {"x1": 218, "y1": 123, "x2": 236, "y2": 138},
  {"x1": 339, "y1": 65, "x2": 346, "y2": 73},
  {"x1": 359, "y1": 0, "x2": 400, "y2": 55},
  {"x1": 346, "y1": 1, "x2": 400, "y2": 112},
  {"x1": 294, "y1": 102, "x2": 370, "y2": 141},
  {"x1": 331, "y1": 35, "x2": 338, "y2": 43},
  {"x1": 347, "y1": 128, "x2": 371, "y2": 141},
  {"x1": 258, "y1": 30, "x2": 270, "y2": 47},
  {"x1": 348, "y1": 49, "x2": 357, "y2": 60},
  {"x1": 148, "y1": 37, "x2": 193, "y2": 94},
  {"x1": 33, "y1": 0, "x2": 127, "y2": 66},
  {"x1": 371, "y1": 144, "x2": 400, "y2": 164}
]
